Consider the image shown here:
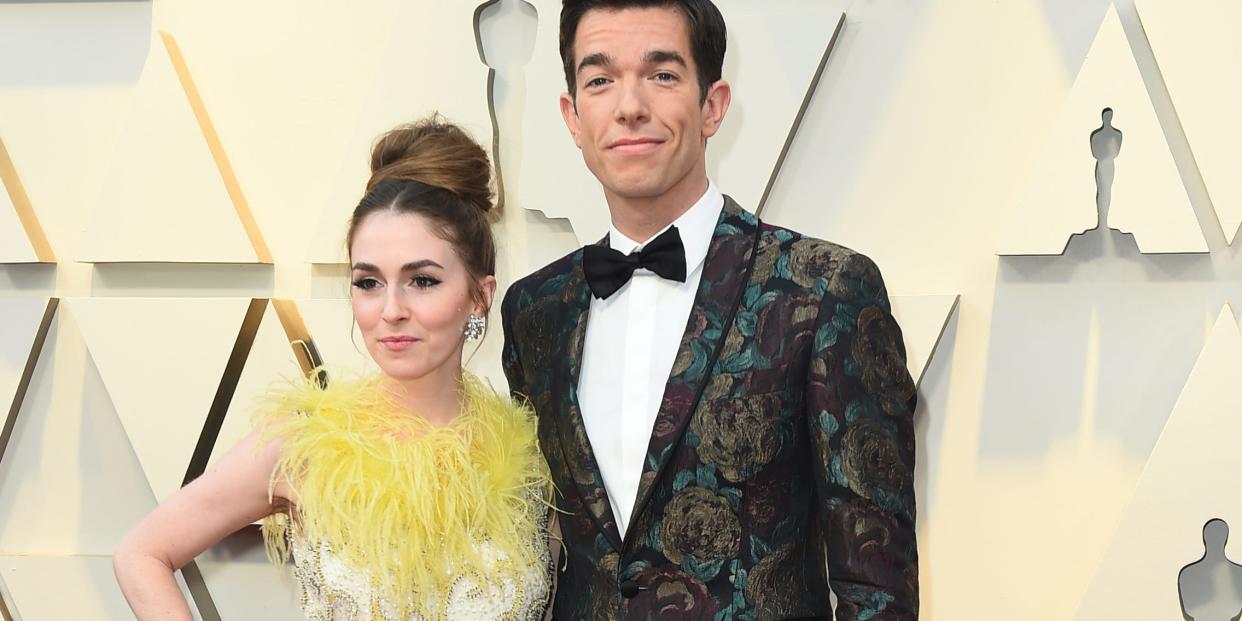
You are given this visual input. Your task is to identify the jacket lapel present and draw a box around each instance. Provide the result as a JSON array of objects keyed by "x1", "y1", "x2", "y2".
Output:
[
  {"x1": 625, "y1": 198, "x2": 761, "y2": 546},
  {"x1": 547, "y1": 251, "x2": 625, "y2": 552}
]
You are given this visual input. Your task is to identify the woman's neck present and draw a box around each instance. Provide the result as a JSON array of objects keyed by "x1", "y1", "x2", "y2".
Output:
[{"x1": 384, "y1": 364, "x2": 464, "y2": 426}]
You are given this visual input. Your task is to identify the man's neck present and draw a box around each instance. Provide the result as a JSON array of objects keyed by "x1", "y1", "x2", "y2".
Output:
[{"x1": 605, "y1": 177, "x2": 710, "y2": 244}]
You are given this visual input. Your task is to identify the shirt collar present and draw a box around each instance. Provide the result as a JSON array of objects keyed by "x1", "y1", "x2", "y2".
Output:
[{"x1": 607, "y1": 180, "x2": 725, "y2": 274}]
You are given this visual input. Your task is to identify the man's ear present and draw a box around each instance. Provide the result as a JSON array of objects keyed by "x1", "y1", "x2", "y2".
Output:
[
  {"x1": 560, "y1": 92, "x2": 584, "y2": 149},
  {"x1": 700, "y1": 79, "x2": 732, "y2": 140}
]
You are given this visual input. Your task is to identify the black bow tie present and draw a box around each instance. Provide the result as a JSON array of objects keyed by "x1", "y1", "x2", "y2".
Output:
[{"x1": 583, "y1": 226, "x2": 687, "y2": 299}]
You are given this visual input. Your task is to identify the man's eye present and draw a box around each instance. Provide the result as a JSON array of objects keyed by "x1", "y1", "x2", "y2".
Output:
[
  {"x1": 586, "y1": 77, "x2": 609, "y2": 88},
  {"x1": 654, "y1": 72, "x2": 677, "y2": 82},
  {"x1": 412, "y1": 276, "x2": 441, "y2": 289},
  {"x1": 352, "y1": 278, "x2": 380, "y2": 291}
]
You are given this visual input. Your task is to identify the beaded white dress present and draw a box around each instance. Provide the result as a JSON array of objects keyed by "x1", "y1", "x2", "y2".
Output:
[{"x1": 287, "y1": 523, "x2": 552, "y2": 621}]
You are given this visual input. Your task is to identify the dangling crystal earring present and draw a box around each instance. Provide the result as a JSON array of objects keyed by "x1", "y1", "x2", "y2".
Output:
[{"x1": 464, "y1": 314, "x2": 486, "y2": 341}]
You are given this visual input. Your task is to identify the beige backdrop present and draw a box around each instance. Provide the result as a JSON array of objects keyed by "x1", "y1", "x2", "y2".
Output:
[{"x1": 1, "y1": 0, "x2": 1239, "y2": 619}]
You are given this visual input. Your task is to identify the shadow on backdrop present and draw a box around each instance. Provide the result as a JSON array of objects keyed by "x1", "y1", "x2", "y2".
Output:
[
  {"x1": 979, "y1": 106, "x2": 1220, "y2": 459},
  {"x1": 0, "y1": 0, "x2": 151, "y2": 85}
]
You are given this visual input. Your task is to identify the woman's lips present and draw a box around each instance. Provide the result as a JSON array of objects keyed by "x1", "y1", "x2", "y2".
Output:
[{"x1": 378, "y1": 336, "x2": 418, "y2": 352}]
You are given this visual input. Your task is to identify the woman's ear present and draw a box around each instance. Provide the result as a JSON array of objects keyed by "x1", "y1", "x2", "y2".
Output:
[{"x1": 476, "y1": 275, "x2": 498, "y2": 315}]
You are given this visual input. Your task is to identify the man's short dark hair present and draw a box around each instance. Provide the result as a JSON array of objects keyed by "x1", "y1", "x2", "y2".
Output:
[{"x1": 560, "y1": 0, "x2": 727, "y2": 103}]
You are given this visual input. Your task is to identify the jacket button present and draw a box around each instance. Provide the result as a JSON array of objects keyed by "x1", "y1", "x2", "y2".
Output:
[{"x1": 619, "y1": 579, "x2": 640, "y2": 598}]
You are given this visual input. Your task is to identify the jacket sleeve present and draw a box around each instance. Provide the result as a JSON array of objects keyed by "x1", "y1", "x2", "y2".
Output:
[
  {"x1": 805, "y1": 252, "x2": 919, "y2": 620},
  {"x1": 500, "y1": 285, "x2": 529, "y2": 403}
]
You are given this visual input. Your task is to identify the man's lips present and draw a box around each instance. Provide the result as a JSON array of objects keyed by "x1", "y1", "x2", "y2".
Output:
[
  {"x1": 378, "y1": 336, "x2": 418, "y2": 351},
  {"x1": 608, "y1": 137, "x2": 664, "y2": 154}
]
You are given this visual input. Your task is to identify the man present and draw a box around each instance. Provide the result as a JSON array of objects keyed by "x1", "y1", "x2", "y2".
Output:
[{"x1": 501, "y1": 1, "x2": 918, "y2": 618}]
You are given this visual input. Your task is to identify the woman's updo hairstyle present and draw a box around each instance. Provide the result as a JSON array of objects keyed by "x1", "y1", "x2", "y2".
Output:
[{"x1": 347, "y1": 115, "x2": 497, "y2": 310}]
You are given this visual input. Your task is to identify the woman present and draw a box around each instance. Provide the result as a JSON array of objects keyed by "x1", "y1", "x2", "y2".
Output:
[{"x1": 113, "y1": 117, "x2": 556, "y2": 620}]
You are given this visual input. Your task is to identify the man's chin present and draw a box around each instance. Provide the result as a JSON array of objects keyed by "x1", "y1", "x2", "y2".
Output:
[{"x1": 603, "y1": 178, "x2": 668, "y2": 201}]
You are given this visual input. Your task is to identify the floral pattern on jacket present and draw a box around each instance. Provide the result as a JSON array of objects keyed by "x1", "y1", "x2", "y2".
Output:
[{"x1": 502, "y1": 198, "x2": 918, "y2": 620}]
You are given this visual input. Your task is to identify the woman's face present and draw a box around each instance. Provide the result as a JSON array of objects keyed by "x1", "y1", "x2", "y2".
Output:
[{"x1": 349, "y1": 210, "x2": 493, "y2": 382}]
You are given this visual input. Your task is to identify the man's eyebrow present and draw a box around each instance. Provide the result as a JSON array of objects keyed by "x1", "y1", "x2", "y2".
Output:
[
  {"x1": 576, "y1": 52, "x2": 613, "y2": 75},
  {"x1": 644, "y1": 50, "x2": 687, "y2": 67}
]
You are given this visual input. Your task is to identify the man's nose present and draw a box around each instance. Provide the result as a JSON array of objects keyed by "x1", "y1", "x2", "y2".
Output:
[{"x1": 614, "y1": 78, "x2": 650, "y2": 125}]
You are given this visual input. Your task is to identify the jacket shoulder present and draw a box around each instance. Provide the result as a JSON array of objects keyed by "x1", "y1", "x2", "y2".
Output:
[
  {"x1": 755, "y1": 222, "x2": 883, "y2": 289},
  {"x1": 502, "y1": 247, "x2": 583, "y2": 318}
]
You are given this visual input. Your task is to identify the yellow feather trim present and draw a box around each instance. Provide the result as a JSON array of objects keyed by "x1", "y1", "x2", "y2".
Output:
[{"x1": 252, "y1": 370, "x2": 552, "y2": 617}]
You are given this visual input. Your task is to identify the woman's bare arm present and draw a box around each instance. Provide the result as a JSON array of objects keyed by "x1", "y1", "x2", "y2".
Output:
[
  {"x1": 112, "y1": 431, "x2": 289, "y2": 620},
  {"x1": 543, "y1": 511, "x2": 561, "y2": 621}
]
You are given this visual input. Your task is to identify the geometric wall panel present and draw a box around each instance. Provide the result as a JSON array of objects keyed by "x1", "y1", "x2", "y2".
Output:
[
  {"x1": 195, "y1": 527, "x2": 301, "y2": 621},
  {"x1": 0, "y1": 134, "x2": 53, "y2": 264},
  {"x1": 305, "y1": 0, "x2": 495, "y2": 264},
  {"x1": 1137, "y1": 0, "x2": 1242, "y2": 245},
  {"x1": 78, "y1": 33, "x2": 260, "y2": 264},
  {"x1": 0, "y1": 555, "x2": 203, "y2": 621},
  {"x1": 1000, "y1": 5, "x2": 1207, "y2": 255},
  {"x1": 0, "y1": 176, "x2": 38, "y2": 264},
  {"x1": 0, "y1": 311, "x2": 161, "y2": 557},
  {"x1": 0, "y1": 0, "x2": 150, "y2": 271},
  {"x1": 0, "y1": 298, "x2": 54, "y2": 621},
  {"x1": 152, "y1": 0, "x2": 530, "y2": 265},
  {"x1": 0, "y1": 573, "x2": 10, "y2": 621},
  {"x1": 0, "y1": 299, "x2": 53, "y2": 449},
  {"x1": 0, "y1": 297, "x2": 53, "y2": 619},
  {"x1": 519, "y1": 0, "x2": 844, "y2": 243},
  {"x1": 1075, "y1": 306, "x2": 1242, "y2": 619},
  {"x1": 890, "y1": 294, "x2": 959, "y2": 388},
  {"x1": 708, "y1": 7, "x2": 844, "y2": 219},
  {"x1": 68, "y1": 298, "x2": 256, "y2": 502},
  {"x1": 207, "y1": 303, "x2": 300, "y2": 468}
]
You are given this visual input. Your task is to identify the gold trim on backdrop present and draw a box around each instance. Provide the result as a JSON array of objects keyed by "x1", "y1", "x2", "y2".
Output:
[
  {"x1": 271, "y1": 298, "x2": 312, "y2": 353},
  {"x1": 160, "y1": 32, "x2": 273, "y2": 264},
  {"x1": 178, "y1": 298, "x2": 267, "y2": 620},
  {"x1": 183, "y1": 298, "x2": 267, "y2": 487},
  {"x1": 0, "y1": 574, "x2": 10, "y2": 621},
  {"x1": 173, "y1": 298, "x2": 265, "y2": 621},
  {"x1": 755, "y1": 13, "x2": 846, "y2": 218},
  {"x1": 272, "y1": 298, "x2": 328, "y2": 386},
  {"x1": 180, "y1": 561, "x2": 221, "y2": 621},
  {"x1": 0, "y1": 136, "x2": 56, "y2": 262},
  {"x1": 919, "y1": 295, "x2": 961, "y2": 386},
  {"x1": 0, "y1": 298, "x2": 57, "y2": 471},
  {"x1": 0, "y1": 298, "x2": 57, "y2": 621}
]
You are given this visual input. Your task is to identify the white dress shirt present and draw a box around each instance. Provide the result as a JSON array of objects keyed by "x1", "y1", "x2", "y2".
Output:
[{"x1": 577, "y1": 182, "x2": 725, "y2": 536}]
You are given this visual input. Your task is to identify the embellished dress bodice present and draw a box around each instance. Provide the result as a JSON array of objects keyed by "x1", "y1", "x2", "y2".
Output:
[
  {"x1": 286, "y1": 516, "x2": 551, "y2": 620},
  {"x1": 254, "y1": 373, "x2": 554, "y2": 621}
]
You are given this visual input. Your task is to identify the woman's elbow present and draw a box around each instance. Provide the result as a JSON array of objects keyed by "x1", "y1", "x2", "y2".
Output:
[
  {"x1": 112, "y1": 532, "x2": 143, "y2": 583},
  {"x1": 113, "y1": 527, "x2": 171, "y2": 582}
]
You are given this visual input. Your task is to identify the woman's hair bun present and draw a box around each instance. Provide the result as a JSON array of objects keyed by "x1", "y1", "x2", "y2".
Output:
[{"x1": 366, "y1": 114, "x2": 494, "y2": 214}]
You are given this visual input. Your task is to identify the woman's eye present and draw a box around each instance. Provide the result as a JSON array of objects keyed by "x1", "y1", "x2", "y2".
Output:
[
  {"x1": 352, "y1": 278, "x2": 380, "y2": 291},
  {"x1": 412, "y1": 276, "x2": 441, "y2": 289}
]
